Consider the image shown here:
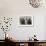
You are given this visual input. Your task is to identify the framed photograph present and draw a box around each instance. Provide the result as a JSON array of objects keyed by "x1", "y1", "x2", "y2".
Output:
[{"x1": 18, "y1": 16, "x2": 34, "y2": 27}]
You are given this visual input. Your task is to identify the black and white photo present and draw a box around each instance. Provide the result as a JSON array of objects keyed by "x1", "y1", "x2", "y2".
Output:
[{"x1": 19, "y1": 16, "x2": 33, "y2": 26}]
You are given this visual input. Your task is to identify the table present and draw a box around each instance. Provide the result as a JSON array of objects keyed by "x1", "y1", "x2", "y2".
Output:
[{"x1": 5, "y1": 39, "x2": 46, "y2": 46}]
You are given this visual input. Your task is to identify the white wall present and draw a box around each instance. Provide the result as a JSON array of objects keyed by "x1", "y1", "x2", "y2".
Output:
[
  {"x1": 8, "y1": 15, "x2": 45, "y2": 40},
  {"x1": 44, "y1": 16, "x2": 46, "y2": 40},
  {"x1": 0, "y1": 15, "x2": 45, "y2": 40},
  {"x1": 0, "y1": 0, "x2": 46, "y2": 40}
]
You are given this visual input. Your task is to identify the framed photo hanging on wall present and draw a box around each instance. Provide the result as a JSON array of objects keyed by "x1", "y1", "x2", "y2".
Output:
[{"x1": 18, "y1": 16, "x2": 34, "y2": 27}]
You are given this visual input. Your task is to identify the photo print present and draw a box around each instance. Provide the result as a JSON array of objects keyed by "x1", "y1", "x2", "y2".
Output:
[{"x1": 19, "y1": 16, "x2": 33, "y2": 26}]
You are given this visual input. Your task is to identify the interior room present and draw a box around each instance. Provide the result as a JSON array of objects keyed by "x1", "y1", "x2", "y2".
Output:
[{"x1": 0, "y1": 0, "x2": 46, "y2": 46}]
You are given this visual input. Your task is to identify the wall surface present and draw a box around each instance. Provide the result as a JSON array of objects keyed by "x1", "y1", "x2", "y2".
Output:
[
  {"x1": 44, "y1": 16, "x2": 46, "y2": 40},
  {"x1": 0, "y1": 0, "x2": 46, "y2": 40},
  {"x1": 0, "y1": 16, "x2": 45, "y2": 40},
  {"x1": 8, "y1": 15, "x2": 45, "y2": 40}
]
